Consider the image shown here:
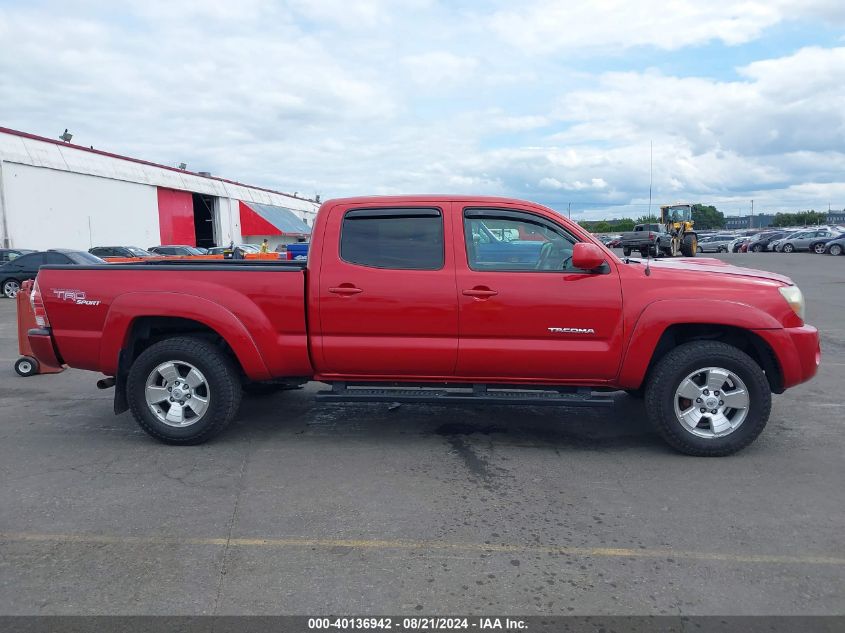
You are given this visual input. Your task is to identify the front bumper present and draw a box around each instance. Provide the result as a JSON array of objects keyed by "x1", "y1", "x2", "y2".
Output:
[{"x1": 754, "y1": 325, "x2": 820, "y2": 390}]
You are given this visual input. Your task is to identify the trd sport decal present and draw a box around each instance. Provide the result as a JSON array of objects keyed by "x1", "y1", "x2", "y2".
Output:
[{"x1": 51, "y1": 289, "x2": 101, "y2": 306}]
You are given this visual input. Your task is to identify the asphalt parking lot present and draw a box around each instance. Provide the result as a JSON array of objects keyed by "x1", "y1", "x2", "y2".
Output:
[{"x1": 0, "y1": 252, "x2": 843, "y2": 615}]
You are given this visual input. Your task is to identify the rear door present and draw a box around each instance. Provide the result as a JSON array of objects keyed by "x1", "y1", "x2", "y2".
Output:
[
  {"x1": 316, "y1": 204, "x2": 459, "y2": 376},
  {"x1": 455, "y1": 206, "x2": 624, "y2": 381}
]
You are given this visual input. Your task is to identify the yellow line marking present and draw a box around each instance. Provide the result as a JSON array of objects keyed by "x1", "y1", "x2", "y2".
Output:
[{"x1": 1, "y1": 532, "x2": 843, "y2": 566}]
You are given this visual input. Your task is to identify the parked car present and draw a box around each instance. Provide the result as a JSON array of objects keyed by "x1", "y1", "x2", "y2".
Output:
[
  {"x1": 147, "y1": 245, "x2": 207, "y2": 256},
  {"x1": 1, "y1": 249, "x2": 105, "y2": 298},
  {"x1": 776, "y1": 228, "x2": 841, "y2": 253},
  {"x1": 0, "y1": 248, "x2": 35, "y2": 263},
  {"x1": 729, "y1": 237, "x2": 752, "y2": 253},
  {"x1": 820, "y1": 235, "x2": 845, "y2": 256},
  {"x1": 89, "y1": 246, "x2": 155, "y2": 259},
  {"x1": 206, "y1": 244, "x2": 261, "y2": 255},
  {"x1": 24, "y1": 194, "x2": 819, "y2": 457},
  {"x1": 747, "y1": 231, "x2": 788, "y2": 252},
  {"x1": 807, "y1": 235, "x2": 841, "y2": 254},
  {"x1": 697, "y1": 234, "x2": 734, "y2": 253}
]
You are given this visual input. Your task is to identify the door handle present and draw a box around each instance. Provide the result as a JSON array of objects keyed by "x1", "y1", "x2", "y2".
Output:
[
  {"x1": 462, "y1": 287, "x2": 498, "y2": 298},
  {"x1": 328, "y1": 286, "x2": 363, "y2": 296}
]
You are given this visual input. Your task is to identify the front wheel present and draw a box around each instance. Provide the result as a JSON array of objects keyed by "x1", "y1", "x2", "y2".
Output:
[
  {"x1": 680, "y1": 233, "x2": 697, "y2": 257},
  {"x1": 830, "y1": 244, "x2": 843, "y2": 256},
  {"x1": 2, "y1": 279, "x2": 20, "y2": 299},
  {"x1": 782, "y1": 243, "x2": 795, "y2": 253},
  {"x1": 813, "y1": 243, "x2": 826, "y2": 254},
  {"x1": 751, "y1": 244, "x2": 762, "y2": 252},
  {"x1": 644, "y1": 341, "x2": 771, "y2": 456},
  {"x1": 126, "y1": 336, "x2": 242, "y2": 444},
  {"x1": 696, "y1": 246, "x2": 703, "y2": 253}
]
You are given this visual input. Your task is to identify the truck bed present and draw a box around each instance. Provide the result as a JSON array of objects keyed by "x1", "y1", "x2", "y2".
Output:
[{"x1": 36, "y1": 261, "x2": 312, "y2": 380}]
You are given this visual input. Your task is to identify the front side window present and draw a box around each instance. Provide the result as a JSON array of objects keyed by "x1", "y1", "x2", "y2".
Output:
[
  {"x1": 340, "y1": 208, "x2": 444, "y2": 270},
  {"x1": 464, "y1": 210, "x2": 579, "y2": 272}
]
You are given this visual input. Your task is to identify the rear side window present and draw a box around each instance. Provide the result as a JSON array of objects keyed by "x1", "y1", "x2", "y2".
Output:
[
  {"x1": 44, "y1": 252, "x2": 72, "y2": 264},
  {"x1": 340, "y1": 208, "x2": 444, "y2": 270}
]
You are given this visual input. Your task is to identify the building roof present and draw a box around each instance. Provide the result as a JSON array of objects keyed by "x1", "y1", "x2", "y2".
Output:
[{"x1": 0, "y1": 126, "x2": 319, "y2": 216}]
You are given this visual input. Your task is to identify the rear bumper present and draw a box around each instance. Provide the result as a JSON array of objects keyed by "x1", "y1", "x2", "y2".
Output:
[
  {"x1": 26, "y1": 328, "x2": 63, "y2": 370},
  {"x1": 754, "y1": 325, "x2": 820, "y2": 390}
]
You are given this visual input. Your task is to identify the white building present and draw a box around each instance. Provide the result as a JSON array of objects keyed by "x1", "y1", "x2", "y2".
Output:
[{"x1": 0, "y1": 127, "x2": 318, "y2": 251}]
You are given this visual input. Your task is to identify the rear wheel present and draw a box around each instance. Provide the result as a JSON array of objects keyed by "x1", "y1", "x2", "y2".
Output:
[
  {"x1": 127, "y1": 337, "x2": 242, "y2": 444},
  {"x1": 622, "y1": 247, "x2": 631, "y2": 257},
  {"x1": 2, "y1": 279, "x2": 20, "y2": 298},
  {"x1": 680, "y1": 234, "x2": 697, "y2": 257},
  {"x1": 645, "y1": 341, "x2": 770, "y2": 456},
  {"x1": 813, "y1": 242, "x2": 826, "y2": 254},
  {"x1": 830, "y1": 244, "x2": 843, "y2": 256}
]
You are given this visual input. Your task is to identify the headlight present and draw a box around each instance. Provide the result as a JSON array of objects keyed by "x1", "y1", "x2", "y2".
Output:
[{"x1": 779, "y1": 285, "x2": 805, "y2": 321}]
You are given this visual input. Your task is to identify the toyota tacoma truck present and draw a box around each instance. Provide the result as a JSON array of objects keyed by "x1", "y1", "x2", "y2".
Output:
[{"x1": 24, "y1": 195, "x2": 820, "y2": 456}]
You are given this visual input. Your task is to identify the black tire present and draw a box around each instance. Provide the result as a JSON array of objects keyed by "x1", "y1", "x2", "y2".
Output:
[
  {"x1": 14, "y1": 356, "x2": 39, "y2": 377},
  {"x1": 718, "y1": 247, "x2": 727, "y2": 253},
  {"x1": 696, "y1": 246, "x2": 703, "y2": 253},
  {"x1": 127, "y1": 336, "x2": 241, "y2": 444},
  {"x1": 680, "y1": 233, "x2": 697, "y2": 257},
  {"x1": 812, "y1": 243, "x2": 826, "y2": 254},
  {"x1": 782, "y1": 243, "x2": 794, "y2": 253},
  {"x1": 2, "y1": 278, "x2": 20, "y2": 299},
  {"x1": 830, "y1": 244, "x2": 843, "y2": 256},
  {"x1": 624, "y1": 388, "x2": 644, "y2": 399},
  {"x1": 639, "y1": 249, "x2": 649, "y2": 258},
  {"x1": 751, "y1": 244, "x2": 763, "y2": 252},
  {"x1": 622, "y1": 247, "x2": 631, "y2": 257},
  {"x1": 644, "y1": 341, "x2": 771, "y2": 456}
]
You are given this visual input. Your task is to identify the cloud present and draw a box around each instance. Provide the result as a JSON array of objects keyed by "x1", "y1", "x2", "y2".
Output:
[
  {"x1": 402, "y1": 52, "x2": 478, "y2": 85},
  {"x1": 0, "y1": 0, "x2": 843, "y2": 219}
]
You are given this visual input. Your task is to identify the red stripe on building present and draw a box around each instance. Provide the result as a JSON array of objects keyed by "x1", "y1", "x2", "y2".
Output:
[
  {"x1": 239, "y1": 201, "x2": 282, "y2": 236},
  {"x1": 157, "y1": 188, "x2": 195, "y2": 245}
]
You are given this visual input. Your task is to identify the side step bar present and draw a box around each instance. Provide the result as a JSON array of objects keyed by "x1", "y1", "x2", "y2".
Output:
[{"x1": 316, "y1": 383, "x2": 614, "y2": 407}]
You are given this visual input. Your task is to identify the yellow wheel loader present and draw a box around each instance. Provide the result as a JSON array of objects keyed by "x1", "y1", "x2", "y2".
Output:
[{"x1": 659, "y1": 204, "x2": 698, "y2": 257}]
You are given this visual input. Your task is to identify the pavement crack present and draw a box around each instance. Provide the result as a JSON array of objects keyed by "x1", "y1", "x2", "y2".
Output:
[{"x1": 212, "y1": 442, "x2": 251, "y2": 615}]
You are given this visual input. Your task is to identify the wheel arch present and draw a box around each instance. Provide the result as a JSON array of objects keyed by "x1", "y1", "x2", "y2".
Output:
[{"x1": 618, "y1": 303, "x2": 785, "y2": 394}]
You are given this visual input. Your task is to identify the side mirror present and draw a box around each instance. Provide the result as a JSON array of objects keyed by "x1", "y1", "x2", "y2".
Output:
[{"x1": 572, "y1": 242, "x2": 606, "y2": 271}]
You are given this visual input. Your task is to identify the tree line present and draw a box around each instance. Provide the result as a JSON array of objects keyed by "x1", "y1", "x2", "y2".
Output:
[{"x1": 579, "y1": 204, "x2": 726, "y2": 233}]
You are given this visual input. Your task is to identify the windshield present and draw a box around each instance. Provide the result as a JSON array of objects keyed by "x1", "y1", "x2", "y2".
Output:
[
  {"x1": 127, "y1": 247, "x2": 154, "y2": 257},
  {"x1": 665, "y1": 205, "x2": 692, "y2": 222}
]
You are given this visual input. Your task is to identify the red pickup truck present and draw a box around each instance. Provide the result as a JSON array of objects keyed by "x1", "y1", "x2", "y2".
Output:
[{"x1": 25, "y1": 195, "x2": 820, "y2": 456}]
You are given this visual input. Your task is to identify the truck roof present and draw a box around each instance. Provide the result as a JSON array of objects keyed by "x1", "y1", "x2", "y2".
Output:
[{"x1": 322, "y1": 195, "x2": 545, "y2": 207}]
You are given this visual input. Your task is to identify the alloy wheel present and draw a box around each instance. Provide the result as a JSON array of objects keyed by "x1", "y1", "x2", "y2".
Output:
[
  {"x1": 673, "y1": 366, "x2": 750, "y2": 439},
  {"x1": 144, "y1": 360, "x2": 210, "y2": 427}
]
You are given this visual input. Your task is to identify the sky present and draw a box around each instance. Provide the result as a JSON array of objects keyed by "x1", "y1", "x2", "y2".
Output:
[{"x1": 1, "y1": 0, "x2": 844, "y2": 221}]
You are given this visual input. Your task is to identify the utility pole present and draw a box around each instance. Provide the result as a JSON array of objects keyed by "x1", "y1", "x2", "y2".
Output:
[
  {"x1": 648, "y1": 140, "x2": 653, "y2": 217},
  {"x1": 750, "y1": 199, "x2": 754, "y2": 229},
  {"x1": 567, "y1": 202, "x2": 571, "y2": 219}
]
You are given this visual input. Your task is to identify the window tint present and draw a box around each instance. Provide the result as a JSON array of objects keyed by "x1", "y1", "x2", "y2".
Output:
[
  {"x1": 44, "y1": 252, "x2": 71, "y2": 264},
  {"x1": 340, "y1": 208, "x2": 444, "y2": 270},
  {"x1": 464, "y1": 211, "x2": 579, "y2": 272},
  {"x1": 16, "y1": 253, "x2": 46, "y2": 268},
  {"x1": 67, "y1": 251, "x2": 106, "y2": 264}
]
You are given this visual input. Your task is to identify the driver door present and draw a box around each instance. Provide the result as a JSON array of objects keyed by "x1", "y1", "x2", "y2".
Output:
[{"x1": 455, "y1": 207, "x2": 624, "y2": 381}]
